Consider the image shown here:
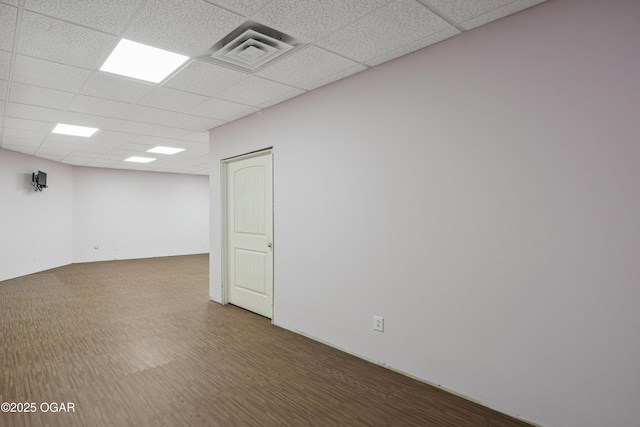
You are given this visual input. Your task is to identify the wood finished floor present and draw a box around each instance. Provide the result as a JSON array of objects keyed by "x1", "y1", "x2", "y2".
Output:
[{"x1": 1, "y1": 255, "x2": 532, "y2": 427}]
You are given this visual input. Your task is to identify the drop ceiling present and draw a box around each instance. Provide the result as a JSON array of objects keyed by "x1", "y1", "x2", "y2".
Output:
[{"x1": 0, "y1": 0, "x2": 546, "y2": 175}]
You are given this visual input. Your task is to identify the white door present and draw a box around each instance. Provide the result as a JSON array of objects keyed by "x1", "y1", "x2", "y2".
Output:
[{"x1": 226, "y1": 151, "x2": 273, "y2": 318}]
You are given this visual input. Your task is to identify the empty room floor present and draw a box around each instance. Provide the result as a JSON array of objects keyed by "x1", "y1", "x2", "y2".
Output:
[{"x1": 0, "y1": 255, "x2": 531, "y2": 426}]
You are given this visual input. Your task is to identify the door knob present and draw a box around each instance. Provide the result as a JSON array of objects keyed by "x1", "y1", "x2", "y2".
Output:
[{"x1": 267, "y1": 242, "x2": 272, "y2": 248}]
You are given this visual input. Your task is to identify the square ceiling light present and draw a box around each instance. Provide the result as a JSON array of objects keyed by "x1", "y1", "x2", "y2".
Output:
[
  {"x1": 125, "y1": 156, "x2": 156, "y2": 163},
  {"x1": 52, "y1": 123, "x2": 100, "y2": 137},
  {"x1": 100, "y1": 39, "x2": 189, "y2": 83},
  {"x1": 147, "y1": 146, "x2": 185, "y2": 155}
]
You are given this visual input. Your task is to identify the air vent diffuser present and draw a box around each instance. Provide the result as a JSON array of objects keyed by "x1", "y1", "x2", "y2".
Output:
[{"x1": 200, "y1": 21, "x2": 304, "y2": 73}]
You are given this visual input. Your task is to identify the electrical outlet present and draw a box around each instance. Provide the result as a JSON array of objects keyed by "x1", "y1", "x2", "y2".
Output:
[{"x1": 373, "y1": 316, "x2": 384, "y2": 332}]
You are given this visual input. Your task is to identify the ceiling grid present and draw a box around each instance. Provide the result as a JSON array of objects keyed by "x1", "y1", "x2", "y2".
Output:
[{"x1": 0, "y1": 0, "x2": 547, "y2": 175}]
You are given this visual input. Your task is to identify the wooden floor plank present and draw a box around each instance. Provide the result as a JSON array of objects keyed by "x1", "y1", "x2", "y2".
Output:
[{"x1": 0, "y1": 255, "x2": 532, "y2": 426}]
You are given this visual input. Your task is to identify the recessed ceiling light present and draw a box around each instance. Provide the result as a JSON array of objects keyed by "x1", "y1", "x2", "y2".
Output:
[
  {"x1": 147, "y1": 146, "x2": 185, "y2": 155},
  {"x1": 52, "y1": 123, "x2": 100, "y2": 137},
  {"x1": 100, "y1": 39, "x2": 189, "y2": 83},
  {"x1": 125, "y1": 156, "x2": 156, "y2": 163}
]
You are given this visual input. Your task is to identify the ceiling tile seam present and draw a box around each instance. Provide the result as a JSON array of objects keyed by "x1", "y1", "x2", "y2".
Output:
[
  {"x1": 8, "y1": 82, "x2": 78, "y2": 105},
  {"x1": 137, "y1": 61, "x2": 243, "y2": 107},
  {"x1": 364, "y1": 27, "x2": 460, "y2": 66},
  {"x1": 20, "y1": 9, "x2": 125, "y2": 37},
  {"x1": 458, "y1": 0, "x2": 545, "y2": 30},
  {"x1": 8, "y1": 0, "x2": 207, "y2": 163},
  {"x1": 180, "y1": 101, "x2": 250, "y2": 122},
  {"x1": 3, "y1": 3, "x2": 27, "y2": 149},
  {"x1": 11, "y1": 52, "x2": 99, "y2": 73},
  {"x1": 67, "y1": 0, "x2": 155, "y2": 100},
  {"x1": 161, "y1": 60, "x2": 253, "y2": 98},
  {"x1": 115, "y1": 0, "x2": 152, "y2": 38},
  {"x1": 272, "y1": 0, "x2": 398, "y2": 45},
  {"x1": 201, "y1": 0, "x2": 254, "y2": 20},
  {"x1": 306, "y1": 42, "x2": 373, "y2": 71},
  {"x1": 211, "y1": 73, "x2": 304, "y2": 103},
  {"x1": 246, "y1": 0, "x2": 275, "y2": 18},
  {"x1": 413, "y1": 0, "x2": 465, "y2": 32}
]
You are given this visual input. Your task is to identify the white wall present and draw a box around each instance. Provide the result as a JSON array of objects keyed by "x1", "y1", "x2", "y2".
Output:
[
  {"x1": 0, "y1": 149, "x2": 209, "y2": 280},
  {"x1": 0, "y1": 148, "x2": 74, "y2": 281},
  {"x1": 73, "y1": 167, "x2": 209, "y2": 262},
  {"x1": 209, "y1": 0, "x2": 640, "y2": 426}
]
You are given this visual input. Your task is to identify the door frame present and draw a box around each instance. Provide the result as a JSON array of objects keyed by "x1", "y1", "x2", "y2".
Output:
[{"x1": 220, "y1": 148, "x2": 274, "y2": 318}]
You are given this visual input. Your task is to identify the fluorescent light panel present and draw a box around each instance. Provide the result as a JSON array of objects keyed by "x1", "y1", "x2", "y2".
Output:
[
  {"x1": 52, "y1": 123, "x2": 100, "y2": 137},
  {"x1": 147, "y1": 146, "x2": 185, "y2": 155},
  {"x1": 100, "y1": 39, "x2": 189, "y2": 83},
  {"x1": 125, "y1": 156, "x2": 156, "y2": 163}
]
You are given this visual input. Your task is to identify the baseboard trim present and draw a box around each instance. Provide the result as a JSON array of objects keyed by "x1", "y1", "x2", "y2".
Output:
[{"x1": 274, "y1": 323, "x2": 542, "y2": 427}]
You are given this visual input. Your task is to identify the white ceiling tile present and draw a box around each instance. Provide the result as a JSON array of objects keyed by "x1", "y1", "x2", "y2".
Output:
[
  {"x1": 9, "y1": 82, "x2": 75, "y2": 109},
  {"x1": 91, "y1": 130, "x2": 137, "y2": 143},
  {"x1": 168, "y1": 140, "x2": 207, "y2": 151},
  {"x1": 7, "y1": 103, "x2": 65, "y2": 122},
  {"x1": 18, "y1": 11, "x2": 117, "y2": 69},
  {"x1": 257, "y1": 46, "x2": 362, "y2": 89},
  {"x1": 99, "y1": 118, "x2": 160, "y2": 135},
  {"x1": 3, "y1": 127, "x2": 49, "y2": 141},
  {"x1": 0, "y1": 4, "x2": 17, "y2": 51},
  {"x1": 317, "y1": 0, "x2": 452, "y2": 63},
  {"x1": 419, "y1": 0, "x2": 509, "y2": 23},
  {"x1": 62, "y1": 152, "x2": 101, "y2": 165},
  {"x1": 12, "y1": 55, "x2": 92, "y2": 92},
  {"x1": 118, "y1": 142, "x2": 155, "y2": 152},
  {"x1": 4, "y1": 117, "x2": 55, "y2": 132},
  {"x1": 0, "y1": 50, "x2": 11, "y2": 80},
  {"x1": 96, "y1": 153, "x2": 136, "y2": 162},
  {"x1": 128, "y1": 134, "x2": 181, "y2": 146},
  {"x1": 144, "y1": 125, "x2": 192, "y2": 139},
  {"x1": 207, "y1": 0, "x2": 267, "y2": 15},
  {"x1": 2, "y1": 144, "x2": 38, "y2": 155},
  {"x1": 301, "y1": 64, "x2": 367, "y2": 91},
  {"x1": 124, "y1": 0, "x2": 245, "y2": 57},
  {"x1": 57, "y1": 112, "x2": 114, "y2": 130},
  {"x1": 163, "y1": 114, "x2": 225, "y2": 131},
  {"x1": 2, "y1": 137, "x2": 42, "y2": 148},
  {"x1": 128, "y1": 107, "x2": 184, "y2": 126},
  {"x1": 80, "y1": 72, "x2": 156, "y2": 103},
  {"x1": 106, "y1": 147, "x2": 150, "y2": 157},
  {"x1": 225, "y1": 108, "x2": 260, "y2": 122},
  {"x1": 67, "y1": 95, "x2": 181, "y2": 126},
  {"x1": 23, "y1": 0, "x2": 144, "y2": 34},
  {"x1": 187, "y1": 97, "x2": 257, "y2": 120},
  {"x1": 253, "y1": 0, "x2": 389, "y2": 42},
  {"x1": 164, "y1": 59, "x2": 249, "y2": 97},
  {"x1": 43, "y1": 133, "x2": 99, "y2": 145},
  {"x1": 216, "y1": 76, "x2": 300, "y2": 106},
  {"x1": 1, "y1": 0, "x2": 548, "y2": 176},
  {"x1": 257, "y1": 88, "x2": 305, "y2": 109},
  {"x1": 365, "y1": 26, "x2": 460, "y2": 66},
  {"x1": 180, "y1": 131, "x2": 209, "y2": 143},
  {"x1": 84, "y1": 159, "x2": 120, "y2": 167},
  {"x1": 68, "y1": 95, "x2": 135, "y2": 120},
  {"x1": 64, "y1": 144, "x2": 112, "y2": 154},
  {"x1": 455, "y1": 0, "x2": 546, "y2": 30},
  {"x1": 37, "y1": 152, "x2": 68, "y2": 161},
  {"x1": 138, "y1": 87, "x2": 209, "y2": 112},
  {"x1": 56, "y1": 113, "x2": 155, "y2": 136}
]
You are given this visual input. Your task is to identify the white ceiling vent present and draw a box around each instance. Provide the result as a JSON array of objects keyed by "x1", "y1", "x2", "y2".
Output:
[{"x1": 200, "y1": 21, "x2": 304, "y2": 73}]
